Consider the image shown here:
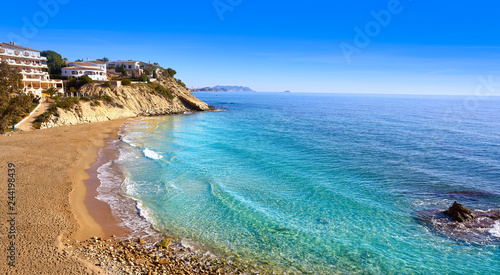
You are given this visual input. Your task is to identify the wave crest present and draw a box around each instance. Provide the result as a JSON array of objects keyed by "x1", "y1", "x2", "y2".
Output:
[{"x1": 144, "y1": 148, "x2": 163, "y2": 160}]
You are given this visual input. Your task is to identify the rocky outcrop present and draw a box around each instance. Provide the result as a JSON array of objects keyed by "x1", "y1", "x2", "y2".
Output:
[
  {"x1": 415, "y1": 202, "x2": 500, "y2": 243},
  {"x1": 41, "y1": 75, "x2": 211, "y2": 128},
  {"x1": 155, "y1": 71, "x2": 209, "y2": 111},
  {"x1": 443, "y1": 201, "x2": 475, "y2": 222}
]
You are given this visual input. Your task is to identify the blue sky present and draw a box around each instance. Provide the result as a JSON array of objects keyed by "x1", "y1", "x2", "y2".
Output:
[{"x1": 1, "y1": 0, "x2": 500, "y2": 94}]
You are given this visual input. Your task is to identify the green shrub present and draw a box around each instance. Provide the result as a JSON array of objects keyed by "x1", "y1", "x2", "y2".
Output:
[
  {"x1": 80, "y1": 96, "x2": 91, "y2": 101},
  {"x1": 78, "y1": 75, "x2": 93, "y2": 85},
  {"x1": 33, "y1": 109, "x2": 54, "y2": 129},
  {"x1": 122, "y1": 79, "x2": 131, "y2": 86},
  {"x1": 154, "y1": 85, "x2": 174, "y2": 100},
  {"x1": 138, "y1": 74, "x2": 150, "y2": 83},
  {"x1": 53, "y1": 96, "x2": 79, "y2": 110},
  {"x1": 104, "y1": 81, "x2": 112, "y2": 88},
  {"x1": 93, "y1": 99, "x2": 101, "y2": 107},
  {"x1": 33, "y1": 96, "x2": 82, "y2": 129},
  {"x1": 101, "y1": 95, "x2": 113, "y2": 102},
  {"x1": 175, "y1": 78, "x2": 187, "y2": 88}
]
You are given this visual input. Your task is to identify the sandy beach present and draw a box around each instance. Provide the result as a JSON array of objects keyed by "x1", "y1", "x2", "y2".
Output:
[{"x1": 0, "y1": 119, "x2": 129, "y2": 274}]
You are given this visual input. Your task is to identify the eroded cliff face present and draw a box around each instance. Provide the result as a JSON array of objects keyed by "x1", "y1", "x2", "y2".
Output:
[{"x1": 41, "y1": 74, "x2": 211, "y2": 128}]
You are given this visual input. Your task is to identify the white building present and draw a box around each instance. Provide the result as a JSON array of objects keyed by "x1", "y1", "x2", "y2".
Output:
[
  {"x1": 106, "y1": 60, "x2": 144, "y2": 76},
  {"x1": 0, "y1": 42, "x2": 64, "y2": 98},
  {"x1": 62, "y1": 61, "x2": 107, "y2": 81}
]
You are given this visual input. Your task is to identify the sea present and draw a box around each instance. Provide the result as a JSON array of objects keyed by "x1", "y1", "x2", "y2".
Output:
[{"x1": 96, "y1": 92, "x2": 500, "y2": 274}]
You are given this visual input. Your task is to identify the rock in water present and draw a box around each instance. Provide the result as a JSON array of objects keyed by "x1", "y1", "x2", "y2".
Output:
[{"x1": 444, "y1": 201, "x2": 475, "y2": 222}]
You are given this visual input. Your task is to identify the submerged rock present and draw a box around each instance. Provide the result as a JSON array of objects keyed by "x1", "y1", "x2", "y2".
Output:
[
  {"x1": 443, "y1": 201, "x2": 475, "y2": 222},
  {"x1": 415, "y1": 202, "x2": 500, "y2": 243}
]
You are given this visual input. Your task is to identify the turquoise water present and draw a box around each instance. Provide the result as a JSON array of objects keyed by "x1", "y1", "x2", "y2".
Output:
[{"x1": 110, "y1": 93, "x2": 500, "y2": 274}]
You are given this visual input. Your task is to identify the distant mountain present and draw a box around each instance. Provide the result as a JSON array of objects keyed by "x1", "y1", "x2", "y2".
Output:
[{"x1": 190, "y1": 85, "x2": 255, "y2": 92}]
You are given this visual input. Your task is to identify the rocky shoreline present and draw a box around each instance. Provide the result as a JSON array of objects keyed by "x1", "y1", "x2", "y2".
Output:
[{"x1": 67, "y1": 236, "x2": 258, "y2": 274}]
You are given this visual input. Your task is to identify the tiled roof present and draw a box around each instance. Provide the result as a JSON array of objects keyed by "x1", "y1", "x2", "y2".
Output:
[
  {"x1": 86, "y1": 60, "x2": 106, "y2": 64},
  {"x1": 0, "y1": 42, "x2": 40, "y2": 52},
  {"x1": 70, "y1": 61, "x2": 98, "y2": 67},
  {"x1": 62, "y1": 66, "x2": 104, "y2": 72},
  {"x1": 110, "y1": 60, "x2": 139, "y2": 64}
]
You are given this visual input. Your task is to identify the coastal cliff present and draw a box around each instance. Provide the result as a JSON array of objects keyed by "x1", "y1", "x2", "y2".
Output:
[{"x1": 40, "y1": 72, "x2": 211, "y2": 128}]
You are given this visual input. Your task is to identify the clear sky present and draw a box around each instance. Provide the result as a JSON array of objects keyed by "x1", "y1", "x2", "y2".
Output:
[{"x1": 1, "y1": 0, "x2": 499, "y2": 94}]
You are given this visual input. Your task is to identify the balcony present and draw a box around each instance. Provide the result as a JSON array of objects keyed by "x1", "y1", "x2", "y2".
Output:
[{"x1": 0, "y1": 50, "x2": 45, "y2": 60}]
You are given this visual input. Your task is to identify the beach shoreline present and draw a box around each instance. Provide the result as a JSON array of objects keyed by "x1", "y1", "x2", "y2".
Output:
[
  {"x1": 0, "y1": 116, "x2": 250, "y2": 274},
  {"x1": 0, "y1": 118, "x2": 130, "y2": 274}
]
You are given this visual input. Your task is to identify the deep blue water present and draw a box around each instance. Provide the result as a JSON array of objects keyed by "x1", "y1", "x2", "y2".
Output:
[{"x1": 107, "y1": 93, "x2": 500, "y2": 274}]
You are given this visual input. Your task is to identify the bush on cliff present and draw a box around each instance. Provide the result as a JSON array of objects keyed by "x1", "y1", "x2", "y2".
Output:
[
  {"x1": 78, "y1": 75, "x2": 94, "y2": 85},
  {"x1": 122, "y1": 79, "x2": 132, "y2": 86},
  {"x1": 164, "y1": 68, "x2": 176, "y2": 77},
  {"x1": 150, "y1": 84, "x2": 174, "y2": 100},
  {"x1": 33, "y1": 96, "x2": 80, "y2": 129},
  {"x1": 175, "y1": 78, "x2": 187, "y2": 89},
  {"x1": 52, "y1": 96, "x2": 80, "y2": 110},
  {"x1": 139, "y1": 74, "x2": 150, "y2": 83}
]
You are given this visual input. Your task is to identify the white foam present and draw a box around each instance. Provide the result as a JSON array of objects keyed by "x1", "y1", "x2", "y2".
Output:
[
  {"x1": 96, "y1": 161, "x2": 160, "y2": 237},
  {"x1": 491, "y1": 221, "x2": 500, "y2": 238},
  {"x1": 144, "y1": 148, "x2": 163, "y2": 160}
]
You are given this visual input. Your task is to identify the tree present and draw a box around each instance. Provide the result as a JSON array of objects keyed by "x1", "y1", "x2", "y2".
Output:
[
  {"x1": 165, "y1": 68, "x2": 177, "y2": 77},
  {"x1": 0, "y1": 62, "x2": 33, "y2": 133},
  {"x1": 117, "y1": 64, "x2": 125, "y2": 73},
  {"x1": 45, "y1": 87, "x2": 58, "y2": 98},
  {"x1": 67, "y1": 77, "x2": 78, "y2": 90},
  {"x1": 131, "y1": 71, "x2": 136, "y2": 79},
  {"x1": 41, "y1": 50, "x2": 64, "y2": 75},
  {"x1": 97, "y1": 57, "x2": 109, "y2": 62}
]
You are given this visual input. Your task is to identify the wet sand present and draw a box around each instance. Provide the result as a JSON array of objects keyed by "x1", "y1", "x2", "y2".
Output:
[{"x1": 84, "y1": 133, "x2": 130, "y2": 238}]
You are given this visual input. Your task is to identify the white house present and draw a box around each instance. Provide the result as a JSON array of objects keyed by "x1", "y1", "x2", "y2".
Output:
[
  {"x1": 106, "y1": 60, "x2": 145, "y2": 77},
  {"x1": 62, "y1": 61, "x2": 107, "y2": 81}
]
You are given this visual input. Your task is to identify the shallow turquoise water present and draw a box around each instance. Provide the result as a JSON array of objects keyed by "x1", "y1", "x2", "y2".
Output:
[{"x1": 112, "y1": 93, "x2": 500, "y2": 274}]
